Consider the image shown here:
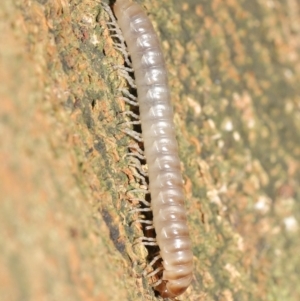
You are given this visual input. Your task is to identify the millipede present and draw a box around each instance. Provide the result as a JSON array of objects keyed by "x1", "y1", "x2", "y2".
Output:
[{"x1": 103, "y1": 0, "x2": 193, "y2": 298}]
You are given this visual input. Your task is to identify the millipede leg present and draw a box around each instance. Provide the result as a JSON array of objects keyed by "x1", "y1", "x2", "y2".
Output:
[
  {"x1": 122, "y1": 128, "x2": 143, "y2": 142},
  {"x1": 102, "y1": 2, "x2": 132, "y2": 67},
  {"x1": 112, "y1": 45, "x2": 132, "y2": 63},
  {"x1": 136, "y1": 237, "x2": 156, "y2": 243},
  {"x1": 150, "y1": 255, "x2": 162, "y2": 266},
  {"x1": 140, "y1": 241, "x2": 158, "y2": 246},
  {"x1": 145, "y1": 225, "x2": 154, "y2": 230},
  {"x1": 147, "y1": 255, "x2": 162, "y2": 271},
  {"x1": 128, "y1": 162, "x2": 148, "y2": 178},
  {"x1": 128, "y1": 143, "x2": 144, "y2": 155},
  {"x1": 126, "y1": 151, "x2": 146, "y2": 161},
  {"x1": 151, "y1": 279, "x2": 163, "y2": 288},
  {"x1": 120, "y1": 97, "x2": 139, "y2": 106},
  {"x1": 113, "y1": 65, "x2": 134, "y2": 73},
  {"x1": 130, "y1": 207, "x2": 152, "y2": 214},
  {"x1": 120, "y1": 120, "x2": 141, "y2": 126},
  {"x1": 128, "y1": 198, "x2": 151, "y2": 207},
  {"x1": 121, "y1": 110, "x2": 140, "y2": 120},
  {"x1": 129, "y1": 188, "x2": 150, "y2": 195},
  {"x1": 133, "y1": 219, "x2": 153, "y2": 225},
  {"x1": 131, "y1": 171, "x2": 148, "y2": 187},
  {"x1": 118, "y1": 88, "x2": 136, "y2": 99},
  {"x1": 133, "y1": 236, "x2": 157, "y2": 247},
  {"x1": 118, "y1": 89, "x2": 138, "y2": 106},
  {"x1": 145, "y1": 266, "x2": 164, "y2": 278},
  {"x1": 129, "y1": 168, "x2": 147, "y2": 185},
  {"x1": 116, "y1": 68, "x2": 137, "y2": 88}
]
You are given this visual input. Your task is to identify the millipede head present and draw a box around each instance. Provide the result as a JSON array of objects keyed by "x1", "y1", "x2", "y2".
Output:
[{"x1": 154, "y1": 280, "x2": 188, "y2": 299}]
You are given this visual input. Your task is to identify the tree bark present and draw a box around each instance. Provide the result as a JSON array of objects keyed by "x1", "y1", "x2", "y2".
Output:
[{"x1": 1, "y1": 0, "x2": 300, "y2": 300}]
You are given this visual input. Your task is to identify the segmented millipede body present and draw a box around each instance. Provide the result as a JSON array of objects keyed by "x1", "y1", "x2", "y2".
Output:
[{"x1": 113, "y1": 0, "x2": 193, "y2": 298}]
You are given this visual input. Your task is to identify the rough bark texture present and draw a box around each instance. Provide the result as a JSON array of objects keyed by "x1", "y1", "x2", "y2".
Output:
[{"x1": 1, "y1": 0, "x2": 300, "y2": 300}]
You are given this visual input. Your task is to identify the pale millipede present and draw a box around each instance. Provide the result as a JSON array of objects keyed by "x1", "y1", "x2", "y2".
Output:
[{"x1": 104, "y1": 0, "x2": 193, "y2": 298}]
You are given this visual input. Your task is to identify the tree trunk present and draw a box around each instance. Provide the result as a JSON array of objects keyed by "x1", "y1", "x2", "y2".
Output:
[{"x1": 1, "y1": 0, "x2": 299, "y2": 300}]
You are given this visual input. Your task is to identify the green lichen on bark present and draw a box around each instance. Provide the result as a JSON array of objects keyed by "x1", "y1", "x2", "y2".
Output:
[{"x1": 0, "y1": 0, "x2": 299, "y2": 300}]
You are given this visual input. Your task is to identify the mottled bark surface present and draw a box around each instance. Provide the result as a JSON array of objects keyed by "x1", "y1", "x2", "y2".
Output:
[{"x1": 1, "y1": 0, "x2": 299, "y2": 300}]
